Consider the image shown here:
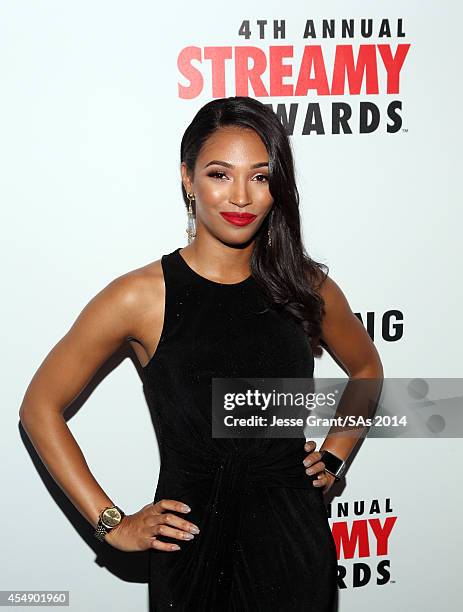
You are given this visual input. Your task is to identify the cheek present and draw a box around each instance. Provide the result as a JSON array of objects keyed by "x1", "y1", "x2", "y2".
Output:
[
  {"x1": 196, "y1": 181, "x2": 227, "y2": 206},
  {"x1": 259, "y1": 186, "x2": 273, "y2": 203},
  {"x1": 254, "y1": 188, "x2": 273, "y2": 210}
]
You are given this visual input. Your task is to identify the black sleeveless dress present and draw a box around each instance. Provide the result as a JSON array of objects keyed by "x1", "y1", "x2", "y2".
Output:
[{"x1": 139, "y1": 247, "x2": 338, "y2": 611}]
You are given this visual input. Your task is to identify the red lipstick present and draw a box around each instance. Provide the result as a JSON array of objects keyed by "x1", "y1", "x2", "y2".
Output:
[{"x1": 220, "y1": 212, "x2": 257, "y2": 226}]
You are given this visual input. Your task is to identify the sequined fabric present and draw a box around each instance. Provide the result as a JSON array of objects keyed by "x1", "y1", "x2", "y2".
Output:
[{"x1": 140, "y1": 248, "x2": 338, "y2": 611}]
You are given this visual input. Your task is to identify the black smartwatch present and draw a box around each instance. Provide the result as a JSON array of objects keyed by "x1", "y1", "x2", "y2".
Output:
[{"x1": 320, "y1": 449, "x2": 346, "y2": 481}]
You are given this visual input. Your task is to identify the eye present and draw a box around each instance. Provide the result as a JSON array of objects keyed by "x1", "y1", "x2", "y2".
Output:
[
  {"x1": 207, "y1": 171, "x2": 228, "y2": 180},
  {"x1": 254, "y1": 174, "x2": 269, "y2": 183}
]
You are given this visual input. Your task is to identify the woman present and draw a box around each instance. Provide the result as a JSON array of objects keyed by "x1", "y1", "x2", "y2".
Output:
[{"x1": 19, "y1": 96, "x2": 383, "y2": 611}]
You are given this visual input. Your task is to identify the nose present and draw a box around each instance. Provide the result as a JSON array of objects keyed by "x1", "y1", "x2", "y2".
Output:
[{"x1": 229, "y1": 178, "x2": 251, "y2": 208}]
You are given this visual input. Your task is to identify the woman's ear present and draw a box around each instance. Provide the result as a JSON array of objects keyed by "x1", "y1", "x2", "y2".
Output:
[{"x1": 180, "y1": 162, "x2": 193, "y2": 193}]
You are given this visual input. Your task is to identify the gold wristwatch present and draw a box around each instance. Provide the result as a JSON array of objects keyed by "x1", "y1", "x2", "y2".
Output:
[{"x1": 94, "y1": 505, "x2": 125, "y2": 542}]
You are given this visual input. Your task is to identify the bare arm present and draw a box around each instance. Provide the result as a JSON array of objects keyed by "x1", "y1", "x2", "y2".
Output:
[
  {"x1": 303, "y1": 274, "x2": 384, "y2": 488},
  {"x1": 318, "y1": 275, "x2": 384, "y2": 379},
  {"x1": 19, "y1": 272, "x2": 148, "y2": 529},
  {"x1": 318, "y1": 274, "x2": 383, "y2": 453}
]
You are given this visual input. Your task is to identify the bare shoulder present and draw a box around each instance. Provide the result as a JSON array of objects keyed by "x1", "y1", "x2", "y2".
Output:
[
  {"x1": 313, "y1": 269, "x2": 352, "y2": 315},
  {"x1": 65, "y1": 256, "x2": 165, "y2": 353},
  {"x1": 307, "y1": 265, "x2": 356, "y2": 334},
  {"x1": 304, "y1": 263, "x2": 345, "y2": 308},
  {"x1": 106, "y1": 258, "x2": 163, "y2": 310},
  {"x1": 19, "y1": 258, "x2": 166, "y2": 414},
  {"x1": 104, "y1": 258, "x2": 164, "y2": 342},
  {"x1": 307, "y1": 266, "x2": 383, "y2": 377}
]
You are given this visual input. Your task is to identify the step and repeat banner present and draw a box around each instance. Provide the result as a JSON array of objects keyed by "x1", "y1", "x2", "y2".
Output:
[{"x1": 2, "y1": 1, "x2": 461, "y2": 610}]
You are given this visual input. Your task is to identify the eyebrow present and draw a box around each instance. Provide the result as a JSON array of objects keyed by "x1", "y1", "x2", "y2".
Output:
[{"x1": 203, "y1": 160, "x2": 269, "y2": 170}]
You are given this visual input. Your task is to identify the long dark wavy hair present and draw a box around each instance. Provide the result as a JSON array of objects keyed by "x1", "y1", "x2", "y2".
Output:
[{"x1": 180, "y1": 96, "x2": 329, "y2": 350}]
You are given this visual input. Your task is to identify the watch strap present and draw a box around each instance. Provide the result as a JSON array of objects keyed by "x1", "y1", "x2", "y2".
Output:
[{"x1": 94, "y1": 520, "x2": 110, "y2": 542}]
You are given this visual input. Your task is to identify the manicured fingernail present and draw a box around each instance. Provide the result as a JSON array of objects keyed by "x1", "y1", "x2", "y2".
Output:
[
  {"x1": 182, "y1": 505, "x2": 191, "y2": 512},
  {"x1": 190, "y1": 526, "x2": 200, "y2": 534},
  {"x1": 184, "y1": 533, "x2": 194, "y2": 540},
  {"x1": 307, "y1": 468, "x2": 315, "y2": 475},
  {"x1": 171, "y1": 544, "x2": 180, "y2": 550}
]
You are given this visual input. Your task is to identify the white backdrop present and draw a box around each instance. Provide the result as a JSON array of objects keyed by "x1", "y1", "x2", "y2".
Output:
[{"x1": 2, "y1": 1, "x2": 462, "y2": 610}]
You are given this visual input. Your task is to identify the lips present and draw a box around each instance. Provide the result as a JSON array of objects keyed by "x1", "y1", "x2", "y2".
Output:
[{"x1": 219, "y1": 212, "x2": 257, "y2": 227}]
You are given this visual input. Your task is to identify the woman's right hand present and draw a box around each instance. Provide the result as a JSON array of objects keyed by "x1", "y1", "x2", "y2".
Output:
[{"x1": 104, "y1": 499, "x2": 201, "y2": 552}]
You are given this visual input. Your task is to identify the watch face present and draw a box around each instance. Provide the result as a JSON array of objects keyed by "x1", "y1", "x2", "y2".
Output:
[
  {"x1": 102, "y1": 507, "x2": 122, "y2": 528},
  {"x1": 322, "y1": 451, "x2": 344, "y2": 475}
]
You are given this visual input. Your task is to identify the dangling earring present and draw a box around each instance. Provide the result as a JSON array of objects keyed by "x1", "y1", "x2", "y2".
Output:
[
  {"x1": 267, "y1": 212, "x2": 272, "y2": 246},
  {"x1": 186, "y1": 192, "x2": 196, "y2": 244}
]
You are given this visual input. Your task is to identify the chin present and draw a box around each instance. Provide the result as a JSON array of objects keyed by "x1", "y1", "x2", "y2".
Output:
[{"x1": 218, "y1": 232, "x2": 256, "y2": 249}]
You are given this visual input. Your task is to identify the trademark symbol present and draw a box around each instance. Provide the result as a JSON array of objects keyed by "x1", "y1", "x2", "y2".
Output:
[
  {"x1": 402, "y1": 128, "x2": 408, "y2": 133},
  {"x1": 390, "y1": 580, "x2": 396, "y2": 584}
]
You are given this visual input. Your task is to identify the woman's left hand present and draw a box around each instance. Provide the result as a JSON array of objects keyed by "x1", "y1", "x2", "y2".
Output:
[{"x1": 303, "y1": 440, "x2": 337, "y2": 494}]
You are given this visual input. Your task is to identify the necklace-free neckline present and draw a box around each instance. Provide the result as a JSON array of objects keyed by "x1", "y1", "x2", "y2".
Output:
[{"x1": 175, "y1": 247, "x2": 253, "y2": 287}]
